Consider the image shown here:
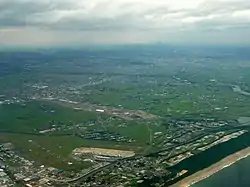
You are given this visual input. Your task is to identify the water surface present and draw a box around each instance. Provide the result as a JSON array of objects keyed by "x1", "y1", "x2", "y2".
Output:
[{"x1": 193, "y1": 156, "x2": 250, "y2": 187}]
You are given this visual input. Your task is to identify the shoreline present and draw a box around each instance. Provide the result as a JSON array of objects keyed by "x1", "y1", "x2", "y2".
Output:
[{"x1": 170, "y1": 146, "x2": 250, "y2": 187}]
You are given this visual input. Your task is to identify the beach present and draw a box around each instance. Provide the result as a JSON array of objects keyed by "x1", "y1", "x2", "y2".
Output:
[{"x1": 170, "y1": 146, "x2": 250, "y2": 187}]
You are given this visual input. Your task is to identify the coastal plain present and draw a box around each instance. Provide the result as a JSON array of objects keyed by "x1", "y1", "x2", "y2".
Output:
[{"x1": 1, "y1": 46, "x2": 250, "y2": 186}]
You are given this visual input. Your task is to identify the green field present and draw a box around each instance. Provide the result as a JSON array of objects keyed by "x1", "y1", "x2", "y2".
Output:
[
  {"x1": 1, "y1": 47, "x2": 250, "y2": 175},
  {"x1": 0, "y1": 133, "x2": 144, "y2": 171},
  {"x1": 0, "y1": 101, "x2": 151, "y2": 170}
]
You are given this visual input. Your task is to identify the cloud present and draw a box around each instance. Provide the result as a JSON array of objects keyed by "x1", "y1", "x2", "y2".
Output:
[{"x1": 0, "y1": 0, "x2": 250, "y2": 46}]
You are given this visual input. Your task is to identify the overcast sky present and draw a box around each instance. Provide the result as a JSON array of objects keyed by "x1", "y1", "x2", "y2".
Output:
[{"x1": 0, "y1": 0, "x2": 250, "y2": 47}]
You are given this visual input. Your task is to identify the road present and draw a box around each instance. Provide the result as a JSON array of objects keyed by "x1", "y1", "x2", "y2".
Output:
[{"x1": 55, "y1": 156, "x2": 140, "y2": 184}]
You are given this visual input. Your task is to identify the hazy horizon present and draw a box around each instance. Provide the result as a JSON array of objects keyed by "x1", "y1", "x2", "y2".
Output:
[{"x1": 1, "y1": 0, "x2": 250, "y2": 47}]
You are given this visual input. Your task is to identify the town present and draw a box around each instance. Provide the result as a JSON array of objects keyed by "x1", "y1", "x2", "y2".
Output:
[
  {"x1": 1, "y1": 115, "x2": 249, "y2": 187},
  {"x1": 1, "y1": 46, "x2": 250, "y2": 187}
]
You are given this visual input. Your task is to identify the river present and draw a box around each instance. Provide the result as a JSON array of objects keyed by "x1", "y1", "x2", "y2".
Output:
[{"x1": 190, "y1": 85, "x2": 250, "y2": 187}]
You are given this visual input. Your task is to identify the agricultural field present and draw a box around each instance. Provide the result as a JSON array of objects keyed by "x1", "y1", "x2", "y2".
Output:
[{"x1": 1, "y1": 46, "x2": 250, "y2": 185}]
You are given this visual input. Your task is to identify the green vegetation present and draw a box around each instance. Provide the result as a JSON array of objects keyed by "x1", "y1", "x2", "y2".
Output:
[
  {"x1": 0, "y1": 101, "x2": 99, "y2": 132},
  {"x1": 1, "y1": 47, "x2": 250, "y2": 174},
  {"x1": 0, "y1": 101, "x2": 146, "y2": 170},
  {"x1": 110, "y1": 123, "x2": 151, "y2": 144}
]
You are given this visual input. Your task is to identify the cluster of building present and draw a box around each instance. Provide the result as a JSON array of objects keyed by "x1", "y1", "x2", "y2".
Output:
[
  {"x1": 0, "y1": 165, "x2": 14, "y2": 187},
  {"x1": 0, "y1": 117, "x2": 248, "y2": 187},
  {"x1": 155, "y1": 119, "x2": 231, "y2": 149},
  {"x1": 1, "y1": 82, "x2": 249, "y2": 187},
  {"x1": 0, "y1": 96, "x2": 25, "y2": 105},
  {"x1": 75, "y1": 157, "x2": 174, "y2": 187},
  {"x1": 159, "y1": 130, "x2": 248, "y2": 166},
  {"x1": 0, "y1": 143, "x2": 79, "y2": 187},
  {"x1": 77, "y1": 130, "x2": 135, "y2": 143},
  {"x1": 197, "y1": 130, "x2": 247, "y2": 151}
]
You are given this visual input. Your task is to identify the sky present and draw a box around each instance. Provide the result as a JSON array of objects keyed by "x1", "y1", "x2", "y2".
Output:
[{"x1": 0, "y1": 0, "x2": 250, "y2": 47}]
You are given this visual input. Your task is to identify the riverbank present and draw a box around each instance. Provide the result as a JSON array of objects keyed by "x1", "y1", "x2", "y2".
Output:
[{"x1": 170, "y1": 146, "x2": 250, "y2": 187}]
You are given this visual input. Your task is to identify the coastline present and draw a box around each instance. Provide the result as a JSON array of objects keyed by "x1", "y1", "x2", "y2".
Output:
[{"x1": 170, "y1": 146, "x2": 250, "y2": 187}]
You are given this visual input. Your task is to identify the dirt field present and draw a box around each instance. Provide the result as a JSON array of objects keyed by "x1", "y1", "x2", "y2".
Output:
[{"x1": 72, "y1": 147, "x2": 135, "y2": 157}]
